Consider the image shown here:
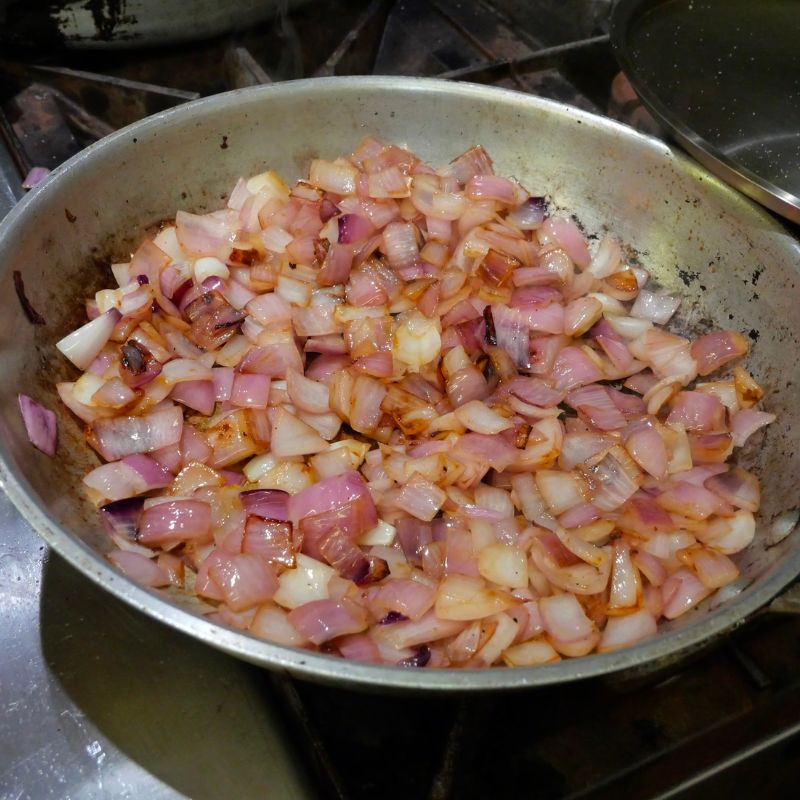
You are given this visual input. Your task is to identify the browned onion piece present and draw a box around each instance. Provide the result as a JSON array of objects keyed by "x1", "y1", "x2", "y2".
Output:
[{"x1": 184, "y1": 290, "x2": 245, "y2": 350}]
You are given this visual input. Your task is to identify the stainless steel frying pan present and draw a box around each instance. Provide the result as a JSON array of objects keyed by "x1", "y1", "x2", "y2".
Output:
[{"x1": 0, "y1": 77, "x2": 798, "y2": 691}]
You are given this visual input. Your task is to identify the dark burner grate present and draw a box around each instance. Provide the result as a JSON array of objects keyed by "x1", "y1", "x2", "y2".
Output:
[{"x1": 1, "y1": 0, "x2": 620, "y2": 201}]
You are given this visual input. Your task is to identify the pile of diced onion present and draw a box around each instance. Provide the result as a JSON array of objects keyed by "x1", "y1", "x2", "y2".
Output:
[{"x1": 49, "y1": 137, "x2": 776, "y2": 668}]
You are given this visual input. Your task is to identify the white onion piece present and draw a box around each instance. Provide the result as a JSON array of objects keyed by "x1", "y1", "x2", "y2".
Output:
[
  {"x1": 308, "y1": 158, "x2": 359, "y2": 194},
  {"x1": 503, "y1": 638, "x2": 561, "y2": 666},
  {"x1": 605, "y1": 313, "x2": 652, "y2": 340},
  {"x1": 535, "y1": 470, "x2": 586, "y2": 516},
  {"x1": 539, "y1": 594, "x2": 595, "y2": 644},
  {"x1": 56, "y1": 309, "x2": 121, "y2": 370},
  {"x1": 396, "y1": 475, "x2": 447, "y2": 521},
  {"x1": 358, "y1": 519, "x2": 396, "y2": 546},
  {"x1": 477, "y1": 544, "x2": 528, "y2": 588},
  {"x1": 262, "y1": 225, "x2": 293, "y2": 254},
  {"x1": 692, "y1": 549, "x2": 740, "y2": 589},
  {"x1": 194, "y1": 256, "x2": 229, "y2": 284},
  {"x1": 250, "y1": 605, "x2": 308, "y2": 647},
  {"x1": 587, "y1": 235, "x2": 622, "y2": 278},
  {"x1": 286, "y1": 369, "x2": 331, "y2": 415},
  {"x1": 73, "y1": 373, "x2": 107, "y2": 406},
  {"x1": 608, "y1": 541, "x2": 640, "y2": 609},
  {"x1": 474, "y1": 484, "x2": 515, "y2": 518},
  {"x1": 162, "y1": 359, "x2": 213, "y2": 385},
  {"x1": 598, "y1": 609, "x2": 657, "y2": 652},
  {"x1": 474, "y1": 612, "x2": 520, "y2": 665},
  {"x1": 453, "y1": 401, "x2": 513, "y2": 434},
  {"x1": 435, "y1": 575, "x2": 515, "y2": 620},
  {"x1": 270, "y1": 409, "x2": 328, "y2": 457},
  {"x1": 393, "y1": 311, "x2": 441, "y2": 370},
  {"x1": 630, "y1": 289, "x2": 681, "y2": 324},
  {"x1": 511, "y1": 473, "x2": 558, "y2": 531},
  {"x1": 697, "y1": 510, "x2": 755, "y2": 554},
  {"x1": 243, "y1": 452, "x2": 279, "y2": 482},
  {"x1": 246, "y1": 170, "x2": 290, "y2": 198},
  {"x1": 277, "y1": 275, "x2": 312, "y2": 307},
  {"x1": 273, "y1": 554, "x2": 335, "y2": 609}
]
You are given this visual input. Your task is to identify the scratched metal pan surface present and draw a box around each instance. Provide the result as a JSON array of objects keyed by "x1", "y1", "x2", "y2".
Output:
[{"x1": 0, "y1": 77, "x2": 798, "y2": 691}]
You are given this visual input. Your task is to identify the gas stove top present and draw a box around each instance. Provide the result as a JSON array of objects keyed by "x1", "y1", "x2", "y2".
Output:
[{"x1": 2, "y1": 2, "x2": 799, "y2": 798}]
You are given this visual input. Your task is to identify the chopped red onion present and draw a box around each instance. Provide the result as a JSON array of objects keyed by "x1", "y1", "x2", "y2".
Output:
[
  {"x1": 54, "y1": 136, "x2": 774, "y2": 670},
  {"x1": 243, "y1": 518, "x2": 294, "y2": 567},
  {"x1": 241, "y1": 489, "x2": 290, "y2": 521},
  {"x1": 17, "y1": 394, "x2": 57, "y2": 457},
  {"x1": 730, "y1": 408, "x2": 775, "y2": 447},
  {"x1": 231, "y1": 373, "x2": 270, "y2": 409},
  {"x1": 666, "y1": 390, "x2": 726, "y2": 433},
  {"x1": 171, "y1": 380, "x2": 216, "y2": 415},
  {"x1": 506, "y1": 196, "x2": 546, "y2": 230},
  {"x1": 661, "y1": 568, "x2": 712, "y2": 619},
  {"x1": 288, "y1": 598, "x2": 368, "y2": 644},
  {"x1": 108, "y1": 550, "x2": 168, "y2": 587},
  {"x1": 338, "y1": 213, "x2": 375, "y2": 244},
  {"x1": 382, "y1": 221, "x2": 419, "y2": 272},
  {"x1": 138, "y1": 499, "x2": 212, "y2": 546},
  {"x1": 598, "y1": 608, "x2": 657, "y2": 652},
  {"x1": 691, "y1": 330, "x2": 749, "y2": 376},
  {"x1": 89, "y1": 406, "x2": 183, "y2": 461},
  {"x1": 209, "y1": 553, "x2": 278, "y2": 611},
  {"x1": 705, "y1": 467, "x2": 760, "y2": 512},
  {"x1": 22, "y1": 166, "x2": 51, "y2": 189}
]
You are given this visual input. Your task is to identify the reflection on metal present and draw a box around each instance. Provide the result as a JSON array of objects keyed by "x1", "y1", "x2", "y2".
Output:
[
  {"x1": 0, "y1": 136, "x2": 23, "y2": 219},
  {"x1": 768, "y1": 581, "x2": 800, "y2": 616}
]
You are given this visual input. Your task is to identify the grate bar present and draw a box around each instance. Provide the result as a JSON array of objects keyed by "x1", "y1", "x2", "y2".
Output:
[
  {"x1": 224, "y1": 45, "x2": 273, "y2": 88},
  {"x1": 437, "y1": 34, "x2": 611, "y2": 81},
  {"x1": 314, "y1": 0, "x2": 391, "y2": 78}
]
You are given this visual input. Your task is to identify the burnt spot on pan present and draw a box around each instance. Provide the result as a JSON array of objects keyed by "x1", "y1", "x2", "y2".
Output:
[{"x1": 13, "y1": 270, "x2": 46, "y2": 325}]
